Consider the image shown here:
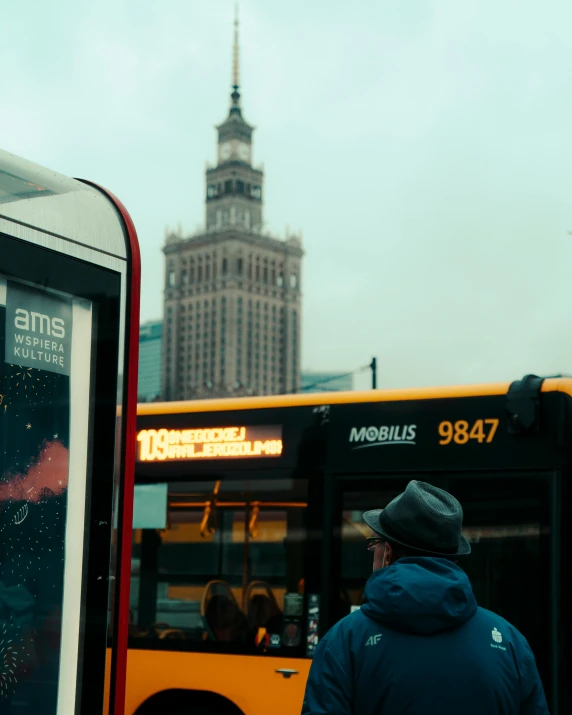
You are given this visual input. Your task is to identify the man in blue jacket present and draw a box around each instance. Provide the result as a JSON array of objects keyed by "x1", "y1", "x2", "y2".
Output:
[{"x1": 301, "y1": 480, "x2": 549, "y2": 715}]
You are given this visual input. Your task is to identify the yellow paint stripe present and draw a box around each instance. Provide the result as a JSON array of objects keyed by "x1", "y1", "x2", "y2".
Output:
[{"x1": 136, "y1": 378, "x2": 572, "y2": 416}]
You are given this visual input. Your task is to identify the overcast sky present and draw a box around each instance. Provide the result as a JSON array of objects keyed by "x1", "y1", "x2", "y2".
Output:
[{"x1": 3, "y1": 1, "x2": 572, "y2": 390}]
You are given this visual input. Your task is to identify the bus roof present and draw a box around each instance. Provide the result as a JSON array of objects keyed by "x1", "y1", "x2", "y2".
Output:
[{"x1": 138, "y1": 376, "x2": 572, "y2": 415}]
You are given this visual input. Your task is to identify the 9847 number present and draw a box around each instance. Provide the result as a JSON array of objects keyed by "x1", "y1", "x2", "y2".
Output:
[{"x1": 438, "y1": 419, "x2": 499, "y2": 445}]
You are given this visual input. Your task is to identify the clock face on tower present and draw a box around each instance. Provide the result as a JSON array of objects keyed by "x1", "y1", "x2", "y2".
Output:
[
  {"x1": 219, "y1": 140, "x2": 251, "y2": 163},
  {"x1": 237, "y1": 142, "x2": 250, "y2": 162},
  {"x1": 219, "y1": 142, "x2": 232, "y2": 161}
]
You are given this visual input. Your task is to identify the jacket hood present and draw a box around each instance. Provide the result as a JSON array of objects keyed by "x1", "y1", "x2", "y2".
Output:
[{"x1": 360, "y1": 557, "x2": 477, "y2": 635}]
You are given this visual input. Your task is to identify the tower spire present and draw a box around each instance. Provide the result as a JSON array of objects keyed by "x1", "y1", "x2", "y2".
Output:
[{"x1": 231, "y1": 5, "x2": 240, "y2": 106}]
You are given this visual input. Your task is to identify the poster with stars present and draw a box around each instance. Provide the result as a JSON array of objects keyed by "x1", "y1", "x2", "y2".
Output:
[{"x1": 0, "y1": 276, "x2": 92, "y2": 714}]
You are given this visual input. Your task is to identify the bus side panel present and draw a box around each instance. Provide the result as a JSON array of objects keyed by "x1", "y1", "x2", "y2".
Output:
[{"x1": 125, "y1": 651, "x2": 311, "y2": 715}]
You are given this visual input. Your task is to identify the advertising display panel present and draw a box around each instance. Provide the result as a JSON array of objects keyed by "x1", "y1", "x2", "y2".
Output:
[
  {"x1": 0, "y1": 149, "x2": 140, "y2": 715},
  {"x1": 0, "y1": 277, "x2": 92, "y2": 713}
]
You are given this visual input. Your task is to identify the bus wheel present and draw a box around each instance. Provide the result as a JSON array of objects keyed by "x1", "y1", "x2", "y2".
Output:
[
  {"x1": 168, "y1": 704, "x2": 237, "y2": 715},
  {"x1": 137, "y1": 690, "x2": 244, "y2": 715}
]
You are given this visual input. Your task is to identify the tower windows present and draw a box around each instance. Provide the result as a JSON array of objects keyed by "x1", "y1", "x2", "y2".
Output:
[
  {"x1": 222, "y1": 257, "x2": 228, "y2": 276},
  {"x1": 236, "y1": 180, "x2": 245, "y2": 194},
  {"x1": 168, "y1": 268, "x2": 176, "y2": 287},
  {"x1": 221, "y1": 296, "x2": 227, "y2": 382},
  {"x1": 237, "y1": 296, "x2": 243, "y2": 381},
  {"x1": 254, "y1": 300, "x2": 261, "y2": 388},
  {"x1": 290, "y1": 273, "x2": 298, "y2": 289},
  {"x1": 247, "y1": 298, "x2": 253, "y2": 385},
  {"x1": 237, "y1": 257, "x2": 243, "y2": 275},
  {"x1": 224, "y1": 180, "x2": 233, "y2": 194},
  {"x1": 292, "y1": 309, "x2": 298, "y2": 390}
]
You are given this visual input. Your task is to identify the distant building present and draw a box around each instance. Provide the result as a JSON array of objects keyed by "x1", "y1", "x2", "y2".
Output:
[
  {"x1": 138, "y1": 320, "x2": 163, "y2": 402},
  {"x1": 301, "y1": 372, "x2": 354, "y2": 393},
  {"x1": 161, "y1": 14, "x2": 303, "y2": 401}
]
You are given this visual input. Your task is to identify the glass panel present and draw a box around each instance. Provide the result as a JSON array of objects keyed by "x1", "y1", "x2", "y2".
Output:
[
  {"x1": 130, "y1": 477, "x2": 308, "y2": 657},
  {"x1": 0, "y1": 167, "x2": 65, "y2": 206},
  {"x1": 0, "y1": 276, "x2": 94, "y2": 714},
  {"x1": 339, "y1": 475, "x2": 553, "y2": 699},
  {"x1": 339, "y1": 480, "x2": 405, "y2": 620},
  {"x1": 447, "y1": 476, "x2": 552, "y2": 694}
]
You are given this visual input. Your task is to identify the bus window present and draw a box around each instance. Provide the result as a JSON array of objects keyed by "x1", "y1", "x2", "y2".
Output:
[
  {"x1": 338, "y1": 474, "x2": 553, "y2": 691},
  {"x1": 339, "y1": 481, "x2": 406, "y2": 618},
  {"x1": 130, "y1": 477, "x2": 308, "y2": 656},
  {"x1": 447, "y1": 475, "x2": 552, "y2": 692}
]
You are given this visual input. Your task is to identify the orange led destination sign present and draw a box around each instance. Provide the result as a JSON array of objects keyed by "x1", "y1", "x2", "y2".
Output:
[{"x1": 136, "y1": 425, "x2": 283, "y2": 462}]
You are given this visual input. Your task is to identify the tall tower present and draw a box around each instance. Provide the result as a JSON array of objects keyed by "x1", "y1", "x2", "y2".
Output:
[
  {"x1": 205, "y1": 11, "x2": 262, "y2": 233},
  {"x1": 161, "y1": 11, "x2": 304, "y2": 401}
]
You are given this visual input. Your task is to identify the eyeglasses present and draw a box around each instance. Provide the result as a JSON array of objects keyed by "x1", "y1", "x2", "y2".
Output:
[{"x1": 366, "y1": 537, "x2": 384, "y2": 552}]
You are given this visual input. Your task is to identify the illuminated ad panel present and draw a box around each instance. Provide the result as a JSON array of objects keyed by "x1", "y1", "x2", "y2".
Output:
[
  {"x1": 137, "y1": 424, "x2": 283, "y2": 462},
  {"x1": 0, "y1": 277, "x2": 92, "y2": 714}
]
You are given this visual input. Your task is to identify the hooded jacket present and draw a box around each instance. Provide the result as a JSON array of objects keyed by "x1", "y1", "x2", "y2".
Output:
[{"x1": 301, "y1": 558, "x2": 549, "y2": 715}]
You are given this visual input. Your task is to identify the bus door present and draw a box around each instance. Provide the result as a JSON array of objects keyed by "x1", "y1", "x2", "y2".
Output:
[
  {"x1": 331, "y1": 472, "x2": 558, "y2": 712},
  {"x1": 128, "y1": 472, "x2": 313, "y2": 715}
]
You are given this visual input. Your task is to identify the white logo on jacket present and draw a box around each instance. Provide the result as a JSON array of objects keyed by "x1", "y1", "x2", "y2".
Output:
[
  {"x1": 365, "y1": 634, "x2": 383, "y2": 646},
  {"x1": 492, "y1": 627, "x2": 502, "y2": 643}
]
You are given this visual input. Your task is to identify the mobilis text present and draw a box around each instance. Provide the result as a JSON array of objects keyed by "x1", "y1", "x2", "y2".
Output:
[{"x1": 349, "y1": 425, "x2": 416, "y2": 447}]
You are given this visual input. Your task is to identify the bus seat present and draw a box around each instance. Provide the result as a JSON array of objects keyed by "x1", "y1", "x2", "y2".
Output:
[
  {"x1": 204, "y1": 594, "x2": 250, "y2": 643},
  {"x1": 200, "y1": 579, "x2": 235, "y2": 628},
  {"x1": 245, "y1": 581, "x2": 282, "y2": 633},
  {"x1": 244, "y1": 580, "x2": 280, "y2": 609},
  {"x1": 201, "y1": 580, "x2": 249, "y2": 643},
  {"x1": 247, "y1": 594, "x2": 282, "y2": 633}
]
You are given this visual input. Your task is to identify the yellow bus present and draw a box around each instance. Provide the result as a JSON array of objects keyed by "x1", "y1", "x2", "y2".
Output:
[{"x1": 124, "y1": 375, "x2": 571, "y2": 714}]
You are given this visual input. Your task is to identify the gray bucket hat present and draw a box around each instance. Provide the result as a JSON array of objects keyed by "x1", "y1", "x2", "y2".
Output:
[{"x1": 363, "y1": 480, "x2": 471, "y2": 557}]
